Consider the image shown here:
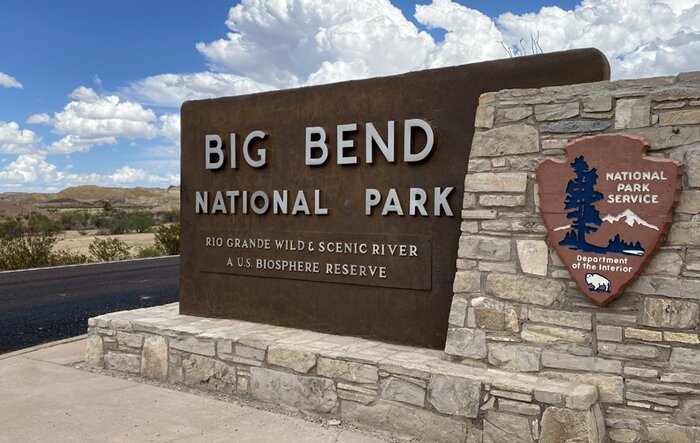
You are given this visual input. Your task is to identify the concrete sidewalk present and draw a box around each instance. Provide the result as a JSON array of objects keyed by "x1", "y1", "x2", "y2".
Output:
[{"x1": 0, "y1": 338, "x2": 392, "y2": 443}]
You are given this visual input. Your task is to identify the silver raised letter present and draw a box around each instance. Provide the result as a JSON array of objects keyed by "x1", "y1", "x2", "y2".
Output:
[
  {"x1": 205, "y1": 134, "x2": 224, "y2": 169},
  {"x1": 195, "y1": 191, "x2": 208, "y2": 213},
  {"x1": 365, "y1": 189, "x2": 381, "y2": 215},
  {"x1": 305, "y1": 126, "x2": 328, "y2": 166},
  {"x1": 409, "y1": 188, "x2": 428, "y2": 216},
  {"x1": 337, "y1": 123, "x2": 358, "y2": 165},
  {"x1": 250, "y1": 190, "x2": 270, "y2": 214},
  {"x1": 404, "y1": 119, "x2": 434, "y2": 163},
  {"x1": 366, "y1": 121, "x2": 395, "y2": 163},
  {"x1": 382, "y1": 189, "x2": 404, "y2": 216},
  {"x1": 434, "y1": 187, "x2": 454, "y2": 216},
  {"x1": 243, "y1": 130, "x2": 267, "y2": 168}
]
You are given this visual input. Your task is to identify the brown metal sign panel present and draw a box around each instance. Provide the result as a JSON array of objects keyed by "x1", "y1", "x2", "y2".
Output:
[
  {"x1": 181, "y1": 48, "x2": 610, "y2": 348},
  {"x1": 537, "y1": 135, "x2": 682, "y2": 306}
]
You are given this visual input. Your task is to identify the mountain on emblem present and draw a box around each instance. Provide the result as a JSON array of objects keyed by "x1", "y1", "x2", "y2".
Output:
[
  {"x1": 602, "y1": 209, "x2": 659, "y2": 231},
  {"x1": 536, "y1": 135, "x2": 682, "y2": 306}
]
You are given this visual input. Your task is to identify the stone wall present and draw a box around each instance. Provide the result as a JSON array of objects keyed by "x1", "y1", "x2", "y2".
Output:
[
  {"x1": 86, "y1": 304, "x2": 604, "y2": 443},
  {"x1": 446, "y1": 71, "x2": 700, "y2": 443}
]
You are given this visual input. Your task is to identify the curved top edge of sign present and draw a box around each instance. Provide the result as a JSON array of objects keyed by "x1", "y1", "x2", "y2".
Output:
[{"x1": 181, "y1": 48, "x2": 610, "y2": 112}]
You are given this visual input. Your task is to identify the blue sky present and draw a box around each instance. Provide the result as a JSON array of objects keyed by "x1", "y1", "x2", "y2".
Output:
[{"x1": 0, "y1": 0, "x2": 698, "y2": 192}]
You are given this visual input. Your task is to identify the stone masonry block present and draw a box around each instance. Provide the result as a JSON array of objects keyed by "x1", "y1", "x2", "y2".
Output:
[
  {"x1": 645, "y1": 252, "x2": 683, "y2": 276},
  {"x1": 496, "y1": 106, "x2": 533, "y2": 123},
  {"x1": 453, "y1": 270, "x2": 481, "y2": 293},
  {"x1": 483, "y1": 411, "x2": 534, "y2": 443},
  {"x1": 472, "y1": 296, "x2": 520, "y2": 332},
  {"x1": 380, "y1": 376, "x2": 426, "y2": 407},
  {"x1": 427, "y1": 374, "x2": 480, "y2": 418},
  {"x1": 85, "y1": 334, "x2": 104, "y2": 368},
  {"x1": 448, "y1": 296, "x2": 468, "y2": 327},
  {"x1": 670, "y1": 348, "x2": 700, "y2": 373},
  {"x1": 444, "y1": 328, "x2": 487, "y2": 359},
  {"x1": 689, "y1": 152, "x2": 700, "y2": 188},
  {"x1": 540, "y1": 406, "x2": 603, "y2": 443},
  {"x1": 104, "y1": 351, "x2": 140, "y2": 374},
  {"x1": 341, "y1": 399, "x2": 467, "y2": 443},
  {"x1": 583, "y1": 95, "x2": 613, "y2": 112},
  {"x1": 615, "y1": 97, "x2": 651, "y2": 129},
  {"x1": 316, "y1": 357, "x2": 378, "y2": 383},
  {"x1": 516, "y1": 240, "x2": 549, "y2": 276},
  {"x1": 458, "y1": 236, "x2": 511, "y2": 261},
  {"x1": 182, "y1": 354, "x2": 236, "y2": 394},
  {"x1": 660, "y1": 109, "x2": 700, "y2": 126},
  {"x1": 250, "y1": 367, "x2": 337, "y2": 414},
  {"x1": 170, "y1": 336, "x2": 216, "y2": 357},
  {"x1": 535, "y1": 102, "x2": 580, "y2": 121},
  {"x1": 521, "y1": 324, "x2": 591, "y2": 345},
  {"x1": 541, "y1": 350, "x2": 621, "y2": 374},
  {"x1": 541, "y1": 371, "x2": 624, "y2": 404},
  {"x1": 475, "y1": 105, "x2": 495, "y2": 129},
  {"x1": 642, "y1": 297, "x2": 699, "y2": 329},
  {"x1": 141, "y1": 335, "x2": 168, "y2": 380},
  {"x1": 267, "y1": 345, "x2": 317, "y2": 374},
  {"x1": 470, "y1": 124, "x2": 539, "y2": 157},
  {"x1": 526, "y1": 307, "x2": 591, "y2": 330},
  {"x1": 464, "y1": 172, "x2": 528, "y2": 193},
  {"x1": 488, "y1": 343, "x2": 542, "y2": 372},
  {"x1": 486, "y1": 273, "x2": 564, "y2": 307},
  {"x1": 479, "y1": 194, "x2": 526, "y2": 207}
]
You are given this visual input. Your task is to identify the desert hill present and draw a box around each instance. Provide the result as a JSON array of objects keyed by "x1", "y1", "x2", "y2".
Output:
[{"x1": 0, "y1": 185, "x2": 180, "y2": 217}]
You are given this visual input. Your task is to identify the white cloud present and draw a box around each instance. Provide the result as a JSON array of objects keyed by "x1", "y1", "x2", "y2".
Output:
[
  {"x1": 0, "y1": 121, "x2": 40, "y2": 154},
  {"x1": 0, "y1": 154, "x2": 58, "y2": 183},
  {"x1": 121, "y1": 72, "x2": 274, "y2": 107},
  {"x1": 415, "y1": 0, "x2": 505, "y2": 67},
  {"x1": 27, "y1": 113, "x2": 53, "y2": 125},
  {"x1": 49, "y1": 135, "x2": 117, "y2": 154},
  {"x1": 0, "y1": 153, "x2": 179, "y2": 191},
  {"x1": 0, "y1": 72, "x2": 22, "y2": 89},
  {"x1": 196, "y1": 0, "x2": 433, "y2": 88},
  {"x1": 41, "y1": 87, "x2": 160, "y2": 154},
  {"x1": 495, "y1": 0, "x2": 700, "y2": 78},
  {"x1": 158, "y1": 113, "x2": 180, "y2": 141},
  {"x1": 109, "y1": 165, "x2": 146, "y2": 183},
  {"x1": 191, "y1": 0, "x2": 699, "y2": 86},
  {"x1": 54, "y1": 87, "x2": 157, "y2": 139}
]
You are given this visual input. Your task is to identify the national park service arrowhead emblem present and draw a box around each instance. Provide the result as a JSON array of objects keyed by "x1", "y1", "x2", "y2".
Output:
[{"x1": 537, "y1": 135, "x2": 682, "y2": 306}]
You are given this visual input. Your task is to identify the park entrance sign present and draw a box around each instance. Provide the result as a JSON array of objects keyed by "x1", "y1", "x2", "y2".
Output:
[
  {"x1": 537, "y1": 135, "x2": 682, "y2": 306},
  {"x1": 180, "y1": 49, "x2": 609, "y2": 348}
]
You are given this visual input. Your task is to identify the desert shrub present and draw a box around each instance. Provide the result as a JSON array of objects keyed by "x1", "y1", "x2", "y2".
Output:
[
  {"x1": 59, "y1": 210, "x2": 91, "y2": 230},
  {"x1": 136, "y1": 244, "x2": 164, "y2": 258},
  {"x1": 0, "y1": 217, "x2": 24, "y2": 239},
  {"x1": 26, "y1": 213, "x2": 61, "y2": 234},
  {"x1": 51, "y1": 249, "x2": 91, "y2": 266},
  {"x1": 0, "y1": 233, "x2": 57, "y2": 270},
  {"x1": 154, "y1": 224, "x2": 180, "y2": 255},
  {"x1": 106, "y1": 214, "x2": 130, "y2": 235},
  {"x1": 89, "y1": 237, "x2": 132, "y2": 262},
  {"x1": 129, "y1": 211, "x2": 155, "y2": 233},
  {"x1": 91, "y1": 213, "x2": 108, "y2": 229},
  {"x1": 157, "y1": 210, "x2": 180, "y2": 224}
]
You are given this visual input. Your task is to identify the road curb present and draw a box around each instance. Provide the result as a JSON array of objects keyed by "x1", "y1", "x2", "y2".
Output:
[{"x1": 0, "y1": 334, "x2": 87, "y2": 361}]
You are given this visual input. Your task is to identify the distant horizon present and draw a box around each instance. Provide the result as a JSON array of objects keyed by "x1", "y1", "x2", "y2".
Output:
[
  {"x1": 1, "y1": 0, "x2": 698, "y2": 193},
  {"x1": 0, "y1": 183, "x2": 181, "y2": 195}
]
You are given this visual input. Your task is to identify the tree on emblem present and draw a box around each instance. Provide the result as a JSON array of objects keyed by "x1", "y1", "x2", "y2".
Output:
[{"x1": 560, "y1": 156, "x2": 604, "y2": 250}]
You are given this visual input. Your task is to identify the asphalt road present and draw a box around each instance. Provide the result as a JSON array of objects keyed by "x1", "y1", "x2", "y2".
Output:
[{"x1": 0, "y1": 256, "x2": 179, "y2": 355}]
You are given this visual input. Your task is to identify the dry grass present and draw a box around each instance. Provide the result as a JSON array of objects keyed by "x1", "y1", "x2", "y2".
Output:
[{"x1": 54, "y1": 230, "x2": 156, "y2": 256}]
